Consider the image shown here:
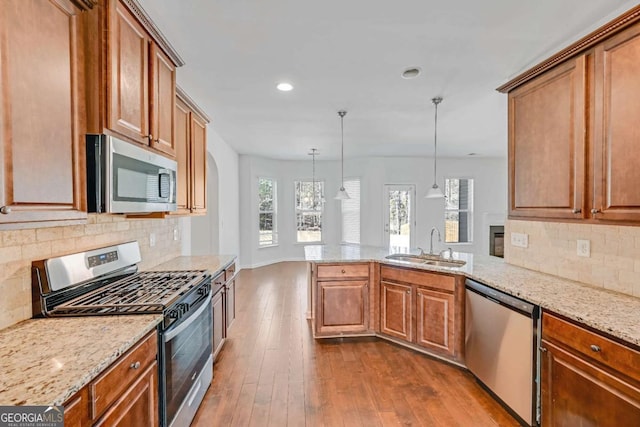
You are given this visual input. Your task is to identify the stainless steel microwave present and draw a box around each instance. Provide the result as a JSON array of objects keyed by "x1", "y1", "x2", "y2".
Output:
[{"x1": 86, "y1": 134, "x2": 177, "y2": 213}]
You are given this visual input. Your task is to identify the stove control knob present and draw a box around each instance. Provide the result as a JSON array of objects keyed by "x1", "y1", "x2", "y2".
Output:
[
  {"x1": 183, "y1": 303, "x2": 190, "y2": 313},
  {"x1": 169, "y1": 309, "x2": 179, "y2": 319}
]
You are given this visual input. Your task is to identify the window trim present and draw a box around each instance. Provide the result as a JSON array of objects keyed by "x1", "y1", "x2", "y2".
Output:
[
  {"x1": 258, "y1": 176, "x2": 278, "y2": 248},
  {"x1": 444, "y1": 176, "x2": 474, "y2": 244},
  {"x1": 294, "y1": 179, "x2": 325, "y2": 244}
]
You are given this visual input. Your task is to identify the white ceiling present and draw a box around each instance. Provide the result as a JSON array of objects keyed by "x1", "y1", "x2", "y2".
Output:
[{"x1": 139, "y1": 0, "x2": 636, "y2": 160}]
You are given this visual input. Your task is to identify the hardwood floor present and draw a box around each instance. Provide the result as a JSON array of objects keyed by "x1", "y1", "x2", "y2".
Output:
[{"x1": 192, "y1": 262, "x2": 519, "y2": 426}]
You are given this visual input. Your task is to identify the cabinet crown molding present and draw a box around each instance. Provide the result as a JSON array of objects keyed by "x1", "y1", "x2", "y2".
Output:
[
  {"x1": 497, "y1": 4, "x2": 640, "y2": 93},
  {"x1": 119, "y1": 0, "x2": 185, "y2": 67},
  {"x1": 176, "y1": 86, "x2": 211, "y2": 123}
]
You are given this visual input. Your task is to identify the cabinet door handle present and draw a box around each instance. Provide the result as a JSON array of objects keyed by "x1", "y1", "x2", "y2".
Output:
[
  {"x1": 341, "y1": 269, "x2": 346, "y2": 274},
  {"x1": 406, "y1": 290, "x2": 411, "y2": 294},
  {"x1": 590, "y1": 344, "x2": 601, "y2": 353},
  {"x1": 572, "y1": 208, "x2": 581, "y2": 214},
  {"x1": 0, "y1": 206, "x2": 11, "y2": 214},
  {"x1": 591, "y1": 208, "x2": 600, "y2": 214},
  {"x1": 539, "y1": 346, "x2": 548, "y2": 353},
  {"x1": 130, "y1": 361, "x2": 141, "y2": 369}
]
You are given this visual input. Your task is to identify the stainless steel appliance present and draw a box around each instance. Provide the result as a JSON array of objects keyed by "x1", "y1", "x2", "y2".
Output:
[
  {"x1": 465, "y1": 279, "x2": 540, "y2": 426},
  {"x1": 31, "y1": 241, "x2": 217, "y2": 427},
  {"x1": 86, "y1": 134, "x2": 177, "y2": 213}
]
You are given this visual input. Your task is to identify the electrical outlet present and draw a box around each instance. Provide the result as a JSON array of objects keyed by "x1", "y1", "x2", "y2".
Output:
[
  {"x1": 511, "y1": 232, "x2": 529, "y2": 248},
  {"x1": 577, "y1": 239, "x2": 591, "y2": 257},
  {"x1": 149, "y1": 232, "x2": 156, "y2": 247},
  {"x1": 173, "y1": 228, "x2": 179, "y2": 241}
]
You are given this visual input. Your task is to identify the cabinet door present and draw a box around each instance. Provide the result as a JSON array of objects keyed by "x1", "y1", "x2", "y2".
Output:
[
  {"x1": 212, "y1": 291, "x2": 225, "y2": 359},
  {"x1": 108, "y1": 0, "x2": 149, "y2": 145},
  {"x1": 508, "y1": 56, "x2": 587, "y2": 219},
  {"x1": 174, "y1": 97, "x2": 191, "y2": 214},
  {"x1": 0, "y1": 0, "x2": 87, "y2": 226},
  {"x1": 191, "y1": 113, "x2": 207, "y2": 213},
  {"x1": 64, "y1": 387, "x2": 89, "y2": 427},
  {"x1": 541, "y1": 340, "x2": 640, "y2": 426},
  {"x1": 592, "y1": 24, "x2": 640, "y2": 222},
  {"x1": 380, "y1": 281, "x2": 412, "y2": 341},
  {"x1": 93, "y1": 361, "x2": 158, "y2": 427},
  {"x1": 316, "y1": 280, "x2": 369, "y2": 336},
  {"x1": 225, "y1": 278, "x2": 236, "y2": 332},
  {"x1": 415, "y1": 287, "x2": 455, "y2": 356},
  {"x1": 149, "y1": 43, "x2": 176, "y2": 157}
]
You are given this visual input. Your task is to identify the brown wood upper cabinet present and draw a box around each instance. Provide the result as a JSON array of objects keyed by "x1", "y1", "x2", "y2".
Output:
[
  {"x1": 592, "y1": 24, "x2": 640, "y2": 222},
  {"x1": 85, "y1": 0, "x2": 183, "y2": 157},
  {"x1": 508, "y1": 56, "x2": 587, "y2": 220},
  {"x1": 0, "y1": 0, "x2": 89, "y2": 228},
  {"x1": 502, "y1": 9, "x2": 640, "y2": 224},
  {"x1": 174, "y1": 88, "x2": 210, "y2": 215}
]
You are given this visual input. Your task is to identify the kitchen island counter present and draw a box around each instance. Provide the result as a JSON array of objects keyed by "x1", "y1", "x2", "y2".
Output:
[{"x1": 305, "y1": 244, "x2": 640, "y2": 347}]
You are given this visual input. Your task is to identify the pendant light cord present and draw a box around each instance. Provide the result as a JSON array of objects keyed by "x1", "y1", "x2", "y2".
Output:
[
  {"x1": 338, "y1": 111, "x2": 347, "y2": 190},
  {"x1": 432, "y1": 97, "x2": 442, "y2": 187}
]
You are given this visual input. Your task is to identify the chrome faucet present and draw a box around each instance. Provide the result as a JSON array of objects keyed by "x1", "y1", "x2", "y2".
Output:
[{"x1": 429, "y1": 227, "x2": 441, "y2": 255}]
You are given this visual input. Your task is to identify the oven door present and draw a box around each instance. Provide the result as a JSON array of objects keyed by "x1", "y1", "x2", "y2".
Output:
[{"x1": 160, "y1": 295, "x2": 213, "y2": 427}]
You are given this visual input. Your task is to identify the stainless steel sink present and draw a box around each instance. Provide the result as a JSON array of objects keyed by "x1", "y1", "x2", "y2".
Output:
[{"x1": 384, "y1": 253, "x2": 466, "y2": 267}]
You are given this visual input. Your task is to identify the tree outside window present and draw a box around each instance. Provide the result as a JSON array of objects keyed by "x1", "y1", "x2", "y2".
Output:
[
  {"x1": 258, "y1": 178, "x2": 277, "y2": 246},
  {"x1": 295, "y1": 180, "x2": 324, "y2": 243},
  {"x1": 445, "y1": 178, "x2": 473, "y2": 243}
]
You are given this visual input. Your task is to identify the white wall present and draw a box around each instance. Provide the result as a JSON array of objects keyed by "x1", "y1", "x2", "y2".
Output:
[
  {"x1": 190, "y1": 127, "x2": 240, "y2": 257},
  {"x1": 239, "y1": 155, "x2": 507, "y2": 268}
]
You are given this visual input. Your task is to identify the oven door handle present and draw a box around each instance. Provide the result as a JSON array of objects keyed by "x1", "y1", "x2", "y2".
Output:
[{"x1": 164, "y1": 296, "x2": 210, "y2": 341}]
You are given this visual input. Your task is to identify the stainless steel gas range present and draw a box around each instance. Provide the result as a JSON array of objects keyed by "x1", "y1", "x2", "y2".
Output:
[{"x1": 31, "y1": 241, "x2": 218, "y2": 427}]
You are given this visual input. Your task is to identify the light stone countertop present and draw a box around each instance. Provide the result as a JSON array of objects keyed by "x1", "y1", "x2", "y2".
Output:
[
  {"x1": 0, "y1": 254, "x2": 236, "y2": 407},
  {"x1": 305, "y1": 244, "x2": 640, "y2": 347},
  {"x1": 0, "y1": 315, "x2": 161, "y2": 406}
]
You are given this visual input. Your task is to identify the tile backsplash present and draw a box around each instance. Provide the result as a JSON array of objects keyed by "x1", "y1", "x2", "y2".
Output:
[
  {"x1": 0, "y1": 215, "x2": 183, "y2": 329},
  {"x1": 505, "y1": 219, "x2": 640, "y2": 297}
]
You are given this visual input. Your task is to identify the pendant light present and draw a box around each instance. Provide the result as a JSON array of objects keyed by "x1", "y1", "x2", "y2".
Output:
[
  {"x1": 426, "y1": 97, "x2": 445, "y2": 199},
  {"x1": 335, "y1": 110, "x2": 350, "y2": 200},
  {"x1": 308, "y1": 148, "x2": 319, "y2": 209}
]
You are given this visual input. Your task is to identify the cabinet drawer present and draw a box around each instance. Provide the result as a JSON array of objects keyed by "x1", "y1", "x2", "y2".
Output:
[
  {"x1": 543, "y1": 313, "x2": 640, "y2": 383},
  {"x1": 90, "y1": 331, "x2": 158, "y2": 420},
  {"x1": 225, "y1": 262, "x2": 236, "y2": 281},
  {"x1": 316, "y1": 263, "x2": 369, "y2": 280},
  {"x1": 380, "y1": 265, "x2": 455, "y2": 293}
]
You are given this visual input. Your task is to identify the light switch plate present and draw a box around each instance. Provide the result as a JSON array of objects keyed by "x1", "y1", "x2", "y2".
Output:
[
  {"x1": 173, "y1": 228, "x2": 179, "y2": 241},
  {"x1": 149, "y1": 232, "x2": 156, "y2": 247},
  {"x1": 577, "y1": 239, "x2": 590, "y2": 257},
  {"x1": 511, "y1": 232, "x2": 529, "y2": 248}
]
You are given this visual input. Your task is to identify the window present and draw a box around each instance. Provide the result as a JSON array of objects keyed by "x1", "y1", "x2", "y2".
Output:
[
  {"x1": 445, "y1": 178, "x2": 473, "y2": 243},
  {"x1": 295, "y1": 180, "x2": 324, "y2": 243},
  {"x1": 258, "y1": 177, "x2": 277, "y2": 246},
  {"x1": 341, "y1": 178, "x2": 360, "y2": 244}
]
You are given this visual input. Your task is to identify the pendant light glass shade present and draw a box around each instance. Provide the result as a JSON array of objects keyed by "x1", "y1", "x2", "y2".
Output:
[
  {"x1": 426, "y1": 97, "x2": 445, "y2": 199},
  {"x1": 335, "y1": 110, "x2": 350, "y2": 200}
]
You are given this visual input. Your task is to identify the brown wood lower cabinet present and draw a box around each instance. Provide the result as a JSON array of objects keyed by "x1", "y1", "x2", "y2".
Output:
[
  {"x1": 93, "y1": 361, "x2": 158, "y2": 427},
  {"x1": 314, "y1": 263, "x2": 372, "y2": 337},
  {"x1": 379, "y1": 265, "x2": 463, "y2": 361},
  {"x1": 63, "y1": 330, "x2": 158, "y2": 427},
  {"x1": 415, "y1": 286, "x2": 455, "y2": 353},
  {"x1": 541, "y1": 312, "x2": 640, "y2": 425},
  {"x1": 380, "y1": 281, "x2": 412, "y2": 341}
]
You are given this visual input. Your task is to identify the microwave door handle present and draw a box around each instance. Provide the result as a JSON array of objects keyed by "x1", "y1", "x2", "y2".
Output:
[{"x1": 158, "y1": 169, "x2": 172, "y2": 200}]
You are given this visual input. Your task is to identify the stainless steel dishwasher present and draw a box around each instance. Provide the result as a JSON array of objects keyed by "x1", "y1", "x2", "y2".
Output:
[{"x1": 465, "y1": 279, "x2": 540, "y2": 426}]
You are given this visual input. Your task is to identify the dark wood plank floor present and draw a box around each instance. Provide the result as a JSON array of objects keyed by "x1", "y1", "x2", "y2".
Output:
[{"x1": 192, "y1": 262, "x2": 519, "y2": 426}]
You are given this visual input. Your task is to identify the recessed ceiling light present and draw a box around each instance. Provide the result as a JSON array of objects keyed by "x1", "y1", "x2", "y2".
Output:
[
  {"x1": 468, "y1": 152, "x2": 478, "y2": 156},
  {"x1": 401, "y1": 67, "x2": 421, "y2": 79},
  {"x1": 276, "y1": 82, "x2": 294, "y2": 91}
]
